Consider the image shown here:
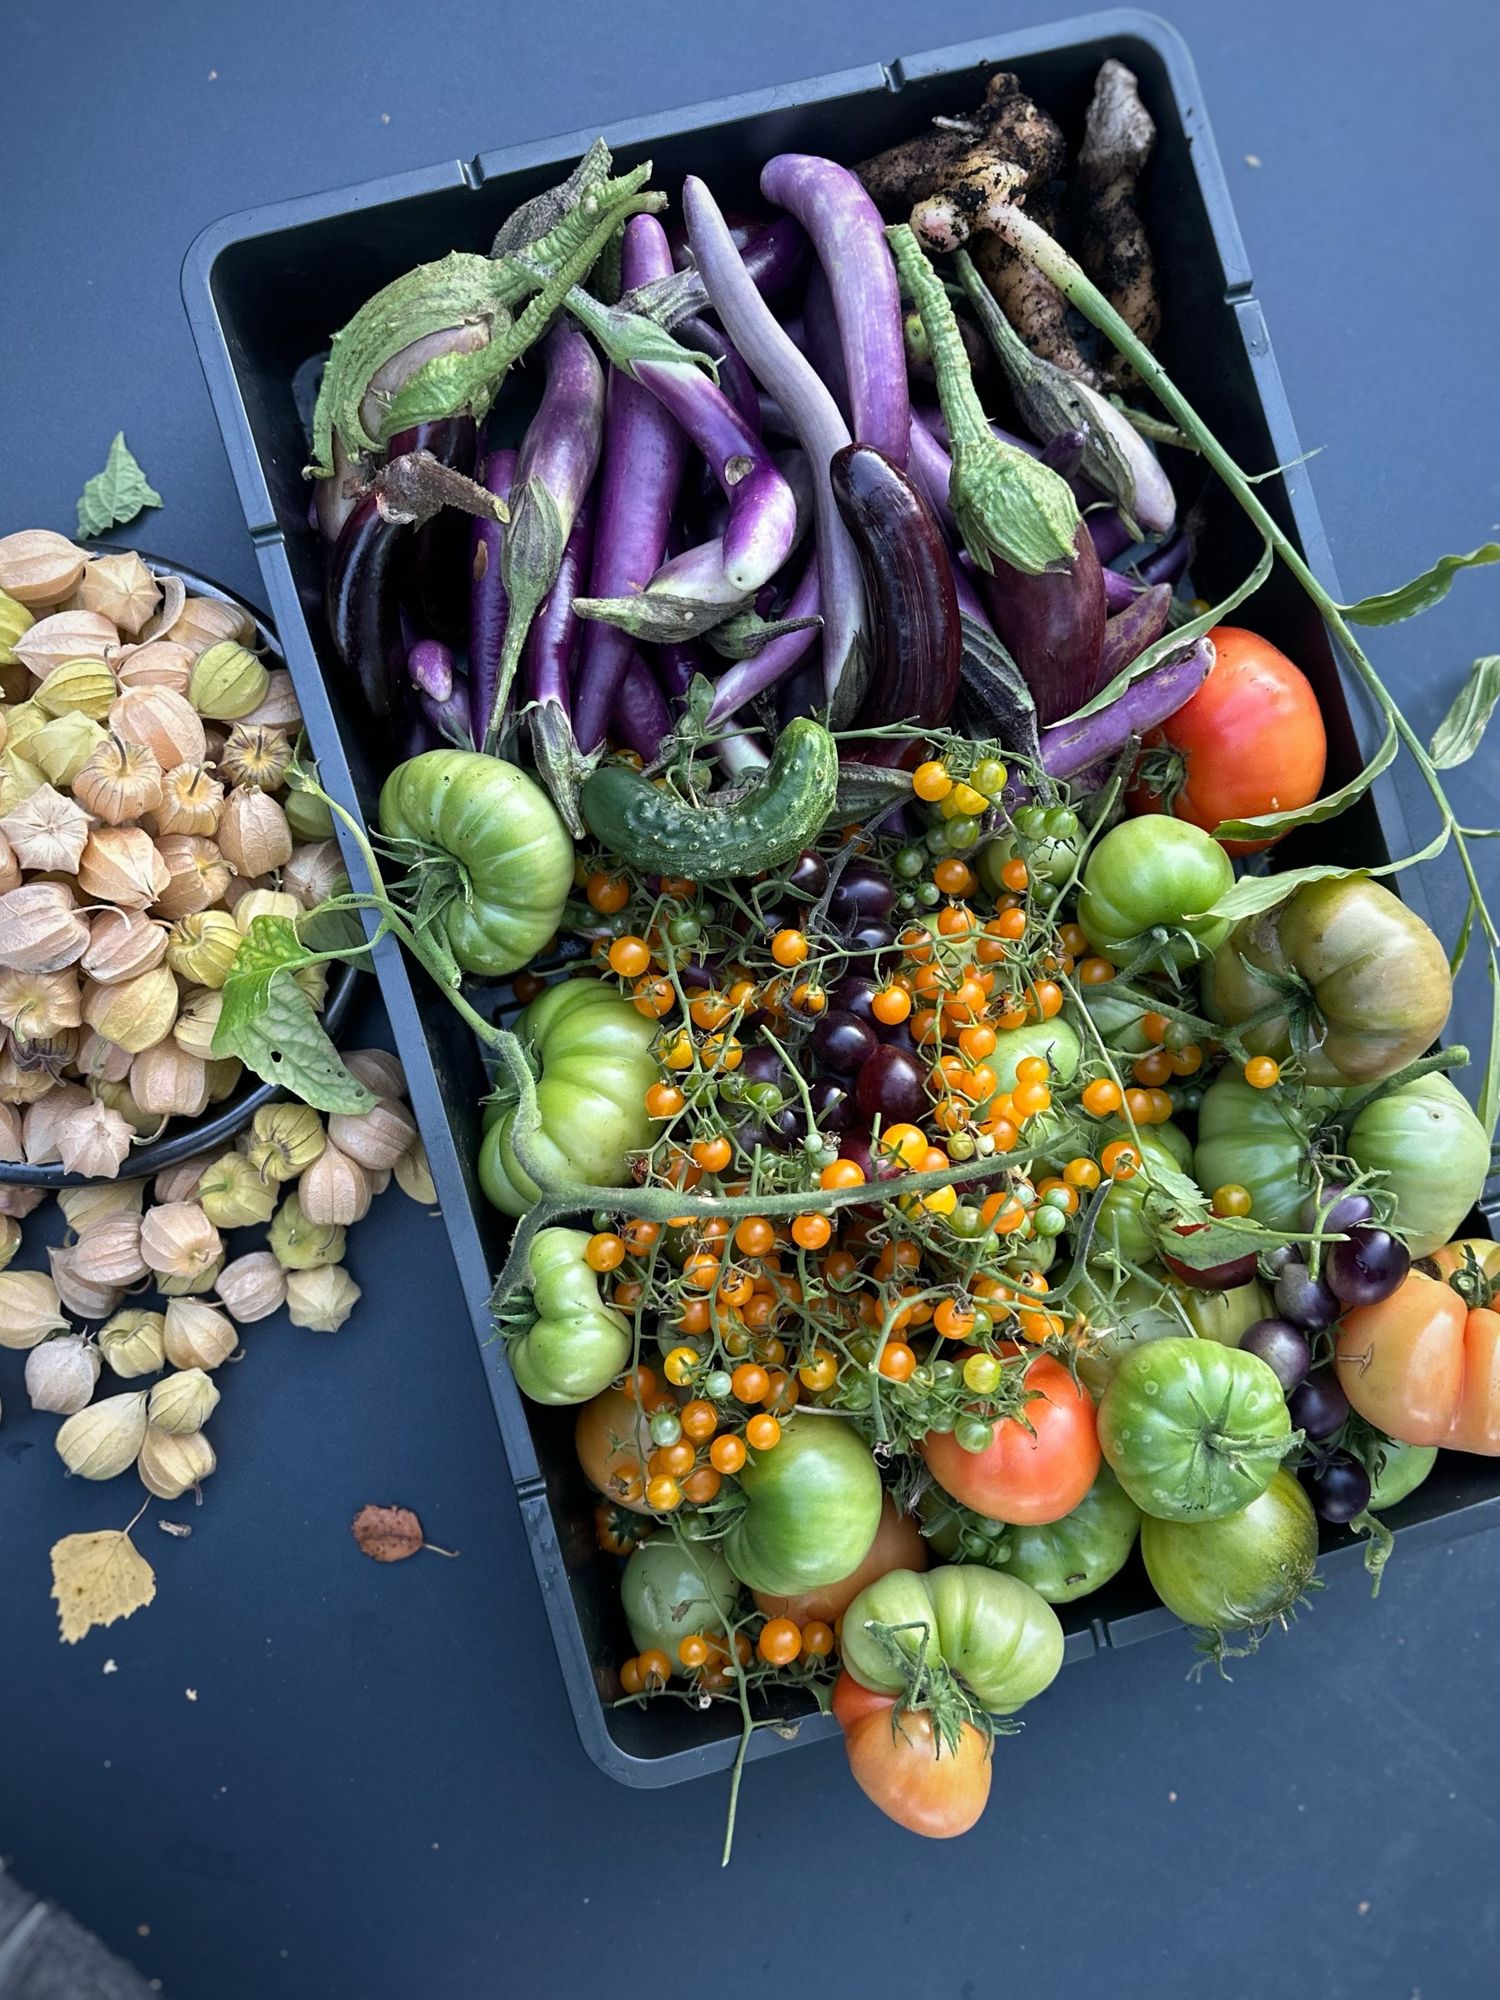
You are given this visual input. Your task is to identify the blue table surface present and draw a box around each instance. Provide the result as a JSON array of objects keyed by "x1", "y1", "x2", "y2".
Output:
[{"x1": 3, "y1": 3, "x2": 1499, "y2": 1996}]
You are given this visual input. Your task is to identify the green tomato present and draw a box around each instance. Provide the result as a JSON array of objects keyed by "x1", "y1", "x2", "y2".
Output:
[
  {"x1": 1077, "y1": 816, "x2": 1235, "y2": 968},
  {"x1": 722, "y1": 1417, "x2": 882, "y2": 1597},
  {"x1": 621, "y1": 1537, "x2": 739, "y2": 1664},
  {"x1": 1141, "y1": 1469, "x2": 1317, "y2": 1633},
  {"x1": 1192, "y1": 1072, "x2": 1334, "y2": 1231},
  {"x1": 1177, "y1": 1277, "x2": 1271, "y2": 1346},
  {"x1": 1078, "y1": 987, "x2": 1157, "y2": 1057},
  {"x1": 983, "y1": 1018, "x2": 1081, "y2": 1096},
  {"x1": 1092, "y1": 1132, "x2": 1198, "y2": 1266},
  {"x1": 922, "y1": 1468, "x2": 1141, "y2": 1604},
  {"x1": 1075, "y1": 1270, "x2": 1188, "y2": 1397},
  {"x1": 1098, "y1": 1336, "x2": 1293, "y2": 1521},
  {"x1": 377, "y1": 750, "x2": 572, "y2": 977},
  {"x1": 478, "y1": 981, "x2": 658, "y2": 1217},
  {"x1": 504, "y1": 1226, "x2": 631, "y2": 1406},
  {"x1": 842, "y1": 1565, "x2": 1064, "y2": 1715},
  {"x1": 1347, "y1": 1073, "x2": 1490, "y2": 1257},
  {"x1": 1366, "y1": 1439, "x2": 1438, "y2": 1510},
  {"x1": 978, "y1": 827, "x2": 1079, "y2": 896}
]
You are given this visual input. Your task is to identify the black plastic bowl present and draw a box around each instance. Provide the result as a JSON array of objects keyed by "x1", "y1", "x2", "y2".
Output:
[{"x1": 0, "y1": 553, "x2": 358, "y2": 1189}]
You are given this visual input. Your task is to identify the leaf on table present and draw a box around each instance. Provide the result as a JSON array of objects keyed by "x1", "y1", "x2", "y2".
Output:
[
  {"x1": 214, "y1": 916, "x2": 374, "y2": 1115},
  {"x1": 1339, "y1": 544, "x2": 1500, "y2": 626},
  {"x1": 352, "y1": 1504, "x2": 426, "y2": 1563},
  {"x1": 1429, "y1": 655, "x2": 1500, "y2": 770},
  {"x1": 51, "y1": 1529, "x2": 156, "y2": 1644},
  {"x1": 75, "y1": 432, "x2": 163, "y2": 538}
]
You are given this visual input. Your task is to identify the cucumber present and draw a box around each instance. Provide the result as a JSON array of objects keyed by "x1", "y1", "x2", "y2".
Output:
[{"x1": 580, "y1": 718, "x2": 838, "y2": 879}]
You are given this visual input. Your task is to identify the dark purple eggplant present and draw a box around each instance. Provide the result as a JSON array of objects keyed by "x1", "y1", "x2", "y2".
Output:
[
  {"x1": 574, "y1": 216, "x2": 689, "y2": 752},
  {"x1": 802, "y1": 261, "x2": 851, "y2": 419},
  {"x1": 831, "y1": 444, "x2": 960, "y2": 732},
  {"x1": 325, "y1": 492, "x2": 409, "y2": 722},
  {"x1": 1098, "y1": 584, "x2": 1173, "y2": 684},
  {"x1": 1138, "y1": 527, "x2": 1193, "y2": 588},
  {"x1": 407, "y1": 638, "x2": 455, "y2": 701},
  {"x1": 668, "y1": 212, "x2": 810, "y2": 296},
  {"x1": 611, "y1": 653, "x2": 673, "y2": 761},
  {"x1": 654, "y1": 640, "x2": 704, "y2": 703},
  {"x1": 978, "y1": 521, "x2": 1107, "y2": 726},
  {"x1": 1038, "y1": 636, "x2": 1214, "y2": 778},
  {"x1": 1102, "y1": 565, "x2": 1142, "y2": 612},
  {"x1": 390, "y1": 416, "x2": 478, "y2": 645},
  {"x1": 468, "y1": 447, "x2": 518, "y2": 748},
  {"x1": 418, "y1": 683, "x2": 473, "y2": 745},
  {"x1": 525, "y1": 493, "x2": 596, "y2": 837},
  {"x1": 1087, "y1": 511, "x2": 1136, "y2": 564}
]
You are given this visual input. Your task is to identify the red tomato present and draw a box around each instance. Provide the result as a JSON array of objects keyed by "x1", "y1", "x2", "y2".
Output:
[
  {"x1": 920, "y1": 1351, "x2": 1101, "y2": 1524},
  {"x1": 752, "y1": 1493, "x2": 928, "y2": 1625},
  {"x1": 1130, "y1": 626, "x2": 1327, "y2": 856},
  {"x1": 831, "y1": 1670, "x2": 991, "y2": 1838},
  {"x1": 1336, "y1": 1267, "x2": 1500, "y2": 1453}
]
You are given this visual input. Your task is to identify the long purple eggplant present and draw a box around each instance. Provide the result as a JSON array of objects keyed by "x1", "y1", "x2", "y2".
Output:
[
  {"x1": 325, "y1": 492, "x2": 410, "y2": 723},
  {"x1": 704, "y1": 557, "x2": 821, "y2": 729},
  {"x1": 574, "y1": 217, "x2": 689, "y2": 752},
  {"x1": 683, "y1": 174, "x2": 869, "y2": 724},
  {"x1": 1098, "y1": 585, "x2": 1173, "y2": 683},
  {"x1": 390, "y1": 417, "x2": 478, "y2": 645},
  {"x1": 1038, "y1": 638, "x2": 1213, "y2": 778},
  {"x1": 654, "y1": 640, "x2": 704, "y2": 703},
  {"x1": 676, "y1": 317, "x2": 760, "y2": 432},
  {"x1": 525, "y1": 496, "x2": 595, "y2": 838},
  {"x1": 761, "y1": 155, "x2": 909, "y2": 466},
  {"x1": 802, "y1": 262, "x2": 851, "y2": 420},
  {"x1": 481, "y1": 321, "x2": 603, "y2": 751},
  {"x1": 468, "y1": 448, "x2": 517, "y2": 747},
  {"x1": 611, "y1": 653, "x2": 673, "y2": 761},
  {"x1": 831, "y1": 445, "x2": 960, "y2": 730},
  {"x1": 977, "y1": 522, "x2": 1107, "y2": 726},
  {"x1": 668, "y1": 213, "x2": 810, "y2": 296},
  {"x1": 407, "y1": 638, "x2": 455, "y2": 701}
]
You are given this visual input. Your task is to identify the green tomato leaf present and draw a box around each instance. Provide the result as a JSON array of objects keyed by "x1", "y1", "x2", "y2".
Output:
[
  {"x1": 1202, "y1": 825, "x2": 1452, "y2": 923},
  {"x1": 1213, "y1": 712, "x2": 1398, "y2": 843},
  {"x1": 1338, "y1": 544, "x2": 1500, "y2": 626},
  {"x1": 1062, "y1": 536, "x2": 1274, "y2": 726},
  {"x1": 1429, "y1": 655, "x2": 1500, "y2": 770},
  {"x1": 75, "y1": 432, "x2": 163, "y2": 538},
  {"x1": 1152, "y1": 1213, "x2": 1304, "y2": 1272},
  {"x1": 213, "y1": 917, "x2": 375, "y2": 1114}
]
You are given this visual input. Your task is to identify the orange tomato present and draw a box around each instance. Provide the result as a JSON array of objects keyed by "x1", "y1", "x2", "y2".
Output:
[{"x1": 1337, "y1": 1265, "x2": 1500, "y2": 1453}]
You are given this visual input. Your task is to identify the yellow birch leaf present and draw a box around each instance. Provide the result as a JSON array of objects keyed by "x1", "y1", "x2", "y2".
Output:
[{"x1": 50, "y1": 1529, "x2": 156, "y2": 1644}]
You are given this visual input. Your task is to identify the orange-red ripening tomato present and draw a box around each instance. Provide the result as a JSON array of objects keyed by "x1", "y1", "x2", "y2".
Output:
[
  {"x1": 920, "y1": 1350, "x2": 1100, "y2": 1524},
  {"x1": 832, "y1": 1671, "x2": 992, "y2": 1838},
  {"x1": 1336, "y1": 1265, "x2": 1500, "y2": 1453},
  {"x1": 1130, "y1": 626, "x2": 1327, "y2": 856}
]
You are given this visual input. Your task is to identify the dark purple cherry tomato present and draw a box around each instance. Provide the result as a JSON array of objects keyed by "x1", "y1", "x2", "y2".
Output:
[
  {"x1": 831, "y1": 975, "x2": 880, "y2": 1029},
  {"x1": 1304, "y1": 1452, "x2": 1371, "y2": 1525},
  {"x1": 855, "y1": 1045, "x2": 929, "y2": 1127},
  {"x1": 812, "y1": 1010, "x2": 879, "y2": 1076},
  {"x1": 1325, "y1": 1227, "x2": 1410, "y2": 1308},
  {"x1": 1274, "y1": 1260, "x2": 1341, "y2": 1333},
  {"x1": 1239, "y1": 1318, "x2": 1312, "y2": 1393},
  {"x1": 809, "y1": 1077, "x2": 853, "y2": 1134},
  {"x1": 1288, "y1": 1366, "x2": 1349, "y2": 1440},
  {"x1": 827, "y1": 860, "x2": 895, "y2": 932},
  {"x1": 1299, "y1": 1183, "x2": 1375, "y2": 1236}
]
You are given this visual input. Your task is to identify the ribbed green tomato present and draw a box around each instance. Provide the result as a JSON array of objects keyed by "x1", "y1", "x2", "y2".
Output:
[
  {"x1": 1347, "y1": 1073, "x2": 1489, "y2": 1257},
  {"x1": 504, "y1": 1226, "x2": 630, "y2": 1406},
  {"x1": 478, "y1": 981, "x2": 657, "y2": 1216},
  {"x1": 1192, "y1": 1072, "x2": 1332, "y2": 1231},
  {"x1": 621, "y1": 1537, "x2": 738, "y2": 1664},
  {"x1": 1141, "y1": 1469, "x2": 1318, "y2": 1633},
  {"x1": 377, "y1": 750, "x2": 572, "y2": 976},
  {"x1": 922, "y1": 1466, "x2": 1142, "y2": 1605},
  {"x1": 1077, "y1": 815, "x2": 1235, "y2": 967},
  {"x1": 841, "y1": 1565, "x2": 1064, "y2": 1715},
  {"x1": 723, "y1": 1417, "x2": 883, "y2": 1597},
  {"x1": 1098, "y1": 1336, "x2": 1293, "y2": 1521}
]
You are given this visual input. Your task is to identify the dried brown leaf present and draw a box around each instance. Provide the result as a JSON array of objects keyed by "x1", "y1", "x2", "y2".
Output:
[{"x1": 351, "y1": 1503, "x2": 425, "y2": 1563}]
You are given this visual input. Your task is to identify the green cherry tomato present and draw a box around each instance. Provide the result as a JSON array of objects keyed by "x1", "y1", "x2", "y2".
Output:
[
  {"x1": 621, "y1": 1537, "x2": 739, "y2": 1664},
  {"x1": 505, "y1": 1227, "x2": 632, "y2": 1406},
  {"x1": 478, "y1": 981, "x2": 657, "y2": 1217},
  {"x1": 1098, "y1": 1337, "x2": 1293, "y2": 1522},
  {"x1": 1141, "y1": 1469, "x2": 1317, "y2": 1634},
  {"x1": 377, "y1": 750, "x2": 572, "y2": 977},
  {"x1": 1077, "y1": 815, "x2": 1235, "y2": 968},
  {"x1": 1365, "y1": 1438, "x2": 1438, "y2": 1510},
  {"x1": 722, "y1": 1417, "x2": 883, "y2": 1597},
  {"x1": 841, "y1": 1565, "x2": 1064, "y2": 1715}
]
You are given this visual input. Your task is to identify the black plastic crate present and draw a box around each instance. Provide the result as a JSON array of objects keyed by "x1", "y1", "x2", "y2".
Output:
[{"x1": 182, "y1": 9, "x2": 1500, "y2": 1787}]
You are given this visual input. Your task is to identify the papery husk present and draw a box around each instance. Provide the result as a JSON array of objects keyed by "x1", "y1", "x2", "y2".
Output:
[
  {"x1": 204, "y1": 1055, "x2": 242, "y2": 1102},
  {"x1": 56, "y1": 1390, "x2": 149, "y2": 1479},
  {"x1": 297, "y1": 1140, "x2": 372, "y2": 1225},
  {"x1": 165, "y1": 595, "x2": 257, "y2": 656},
  {"x1": 0, "y1": 1099, "x2": 21, "y2": 1162},
  {"x1": 141, "y1": 1201, "x2": 222, "y2": 1284},
  {"x1": 197, "y1": 1152, "x2": 277, "y2": 1229},
  {"x1": 72, "y1": 1025, "x2": 134, "y2": 1083},
  {"x1": 81, "y1": 908, "x2": 169, "y2": 985},
  {"x1": 237, "y1": 670, "x2": 302, "y2": 730},
  {"x1": 0, "y1": 965, "x2": 81, "y2": 1040},
  {"x1": 34, "y1": 657, "x2": 118, "y2": 722},
  {"x1": 138, "y1": 1422, "x2": 217, "y2": 1499},
  {"x1": 48, "y1": 1243, "x2": 124, "y2": 1321},
  {"x1": 109, "y1": 686, "x2": 206, "y2": 769},
  {"x1": 130, "y1": 1042, "x2": 210, "y2": 1119},
  {"x1": 0, "y1": 783, "x2": 90, "y2": 873},
  {"x1": 148, "y1": 1366, "x2": 220, "y2": 1435},
  {"x1": 268, "y1": 1190, "x2": 345, "y2": 1271},
  {"x1": 54, "y1": 1096, "x2": 134, "y2": 1178},
  {"x1": 232, "y1": 887, "x2": 300, "y2": 932},
  {"x1": 281, "y1": 840, "x2": 349, "y2": 910},
  {"x1": 292, "y1": 963, "x2": 328, "y2": 1011},
  {"x1": 151, "y1": 1157, "x2": 208, "y2": 1206},
  {"x1": 25, "y1": 1333, "x2": 102, "y2": 1415},
  {"x1": 0, "y1": 831, "x2": 20, "y2": 895},
  {"x1": 77, "y1": 825, "x2": 172, "y2": 911},
  {"x1": 71, "y1": 1212, "x2": 149, "y2": 1286},
  {"x1": 77, "y1": 552, "x2": 161, "y2": 636},
  {"x1": 147, "y1": 761, "x2": 223, "y2": 837},
  {"x1": 21, "y1": 1080, "x2": 92, "y2": 1163},
  {"x1": 0, "y1": 748, "x2": 45, "y2": 815},
  {"x1": 13, "y1": 610, "x2": 118, "y2": 678},
  {"x1": 328, "y1": 1098, "x2": 417, "y2": 1172},
  {"x1": 97, "y1": 1307, "x2": 166, "y2": 1378},
  {"x1": 0, "y1": 1047, "x2": 59, "y2": 1105},
  {"x1": 394, "y1": 1139, "x2": 437, "y2": 1206},
  {"x1": 285, "y1": 1264, "x2": 361, "y2": 1332},
  {"x1": 216, "y1": 789, "x2": 292, "y2": 877},
  {"x1": 134, "y1": 573, "x2": 186, "y2": 646},
  {"x1": 342, "y1": 1048, "x2": 407, "y2": 1100},
  {"x1": 161, "y1": 1295, "x2": 237, "y2": 1369},
  {"x1": 2, "y1": 701, "x2": 47, "y2": 753},
  {"x1": 188, "y1": 641, "x2": 269, "y2": 721},
  {"x1": 112, "y1": 639, "x2": 194, "y2": 697},
  {"x1": 0, "y1": 591, "x2": 34, "y2": 670},
  {"x1": 72, "y1": 734, "x2": 164, "y2": 824},
  {"x1": 215, "y1": 1249, "x2": 287, "y2": 1323},
  {"x1": 58, "y1": 1178, "x2": 144, "y2": 1231},
  {"x1": 0, "y1": 1213, "x2": 21, "y2": 1267},
  {"x1": 29, "y1": 712, "x2": 107, "y2": 789},
  {"x1": 165, "y1": 910, "x2": 241, "y2": 988},
  {"x1": 220, "y1": 723, "x2": 292, "y2": 792},
  {"x1": 94, "y1": 1079, "x2": 158, "y2": 1136},
  {"x1": 0, "y1": 880, "x2": 89, "y2": 972},
  {"x1": 81, "y1": 964, "x2": 179, "y2": 1053},
  {"x1": 0, "y1": 532, "x2": 88, "y2": 609},
  {"x1": 0, "y1": 1269, "x2": 71, "y2": 1348},
  {"x1": 247, "y1": 1103, "x2": 325, "y2": 1182},
  {"x1": 171, "y1": 987, "x2": 222, "y2": 1061},
  {"x1": 151, "y1": 834, "x2": 230, "y2": 919}
]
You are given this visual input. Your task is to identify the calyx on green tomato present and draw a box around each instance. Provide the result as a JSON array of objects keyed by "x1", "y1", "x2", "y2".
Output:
[
  {"x1": 1141, "y1": 1469, "x2": 1317, "y2": 1635},
  {"x1": 1345, "y1": 1073, "x2": 1489, "y2": 1258},
  {"x1": 723, "y1": 1416, "x2": 883, "y2": 1598},
  {"x1": 503, "y1": 1226, "x2": 631, "y2": 1407},
  {"x1": 922, "y1": 1465, "x2": 1142, "y2": 1605},
  {"x1": 920, "y1": 1350, "x2": 1100, "y2": 1526},
  {"x1": 621, "y1": 1536, "x2": 738, "y2": 1665},
  {"x1": 377, "y1": 750, "x2": 572, "y2": 977},
  {"x1": 1077, "y1": 815, "x2": 1235, "y2": 969},
  {"x1": 841, "y1": 1564, "x2": 1064, "y2": 1716},
  {"x1": 478, "y1": 979, "x2": 657, "y2": 1216},
  {"x1": 1209, "y1": 875, "x2": 1452, "y2": 1086},
  {"x1": 1098, "y1": 1336, "x2": 1295, "y2": 1521}
]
